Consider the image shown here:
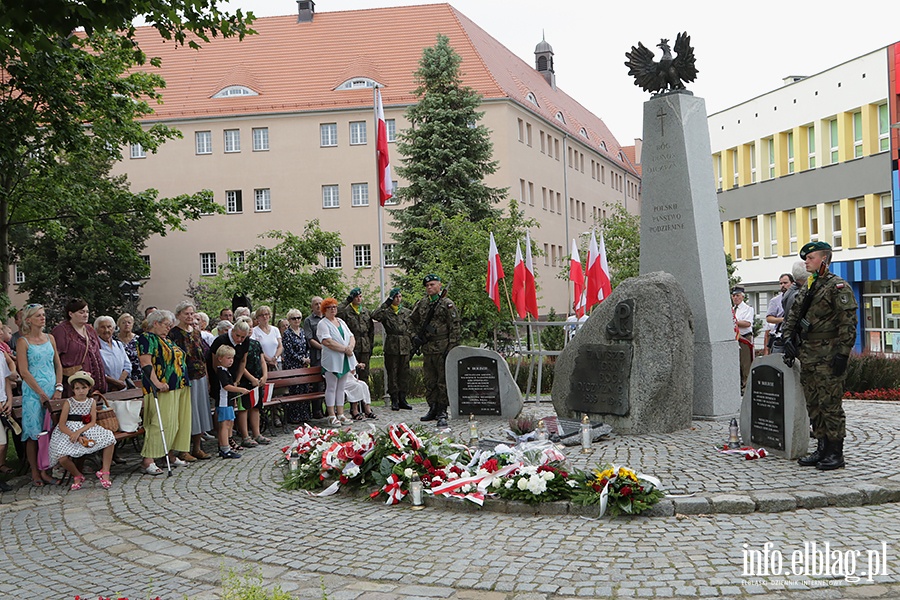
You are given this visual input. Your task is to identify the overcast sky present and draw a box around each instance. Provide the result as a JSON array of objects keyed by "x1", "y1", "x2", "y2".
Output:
[{"x1": 215, "y1": 0, "x2": 900, "y2": 145}]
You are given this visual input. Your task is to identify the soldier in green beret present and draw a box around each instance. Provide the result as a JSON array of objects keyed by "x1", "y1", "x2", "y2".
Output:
[
  {"x1": 372, "y1": 288, "x2": 414, "y2": 411},
  {"x1": 337, "y1": 288, "x2": 374, "y2": 417},
  {"x1": 783, "y1": 241, "x2": 858, "y2": 470},
  {"x1": 411, "y1": 275, "x2": 460, "y2": 427}
]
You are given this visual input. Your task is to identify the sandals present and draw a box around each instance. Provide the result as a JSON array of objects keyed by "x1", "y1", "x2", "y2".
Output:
[
  {"x1": 328, "y1": 416, "x2": 341, "y2": 427},
  {"x1": 338, "y1": 414, "x2": 353, "y2": 425},
  {"x1": 241, "y1": 437, "x2": 260, "y2": 448},
  {"x1": 365, "y1": 410, "x2": 377, "y2": 419},
  {"x1": 351, "y1": 412, "x2": 366, "y2": 421},
  {"x1": 142, "y1": 463, "x2": 164, "y2": 476},
  {"x1": 0, "y1": 466, "x2": 14, "y2": 475},
  {"x1": 70, "y1": 475, "x2": 85, "y2": 491},
  {"x1": 254, "y1": 436, "x2": 272, "y2": 445},
  {"x1": 96, "y1": 471, "x2": 112, "y2": 489}
]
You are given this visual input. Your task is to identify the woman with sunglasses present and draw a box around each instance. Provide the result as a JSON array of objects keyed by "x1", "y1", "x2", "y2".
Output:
[{"x1": 281, "y1": 308, "x2": 311, "y2": 424}]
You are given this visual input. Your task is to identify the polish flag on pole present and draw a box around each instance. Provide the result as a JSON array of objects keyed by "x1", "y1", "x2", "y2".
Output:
[
  {"x1": 512, "y1": 241, "x2": 527, "y2": 319},
  {"x1": 375, "y1": 88, "x2": 393, "y2": 206},
  {"x1": 586, "y1": 230, "x2": 612, "y2": 311},
  {"x1": 485, "y1": 232, "x2": 504, "y2": 311},
  {"x1": 524, "y1": 232, "x2": 539, "y2": 319},
  {"x1": 569, "y1": 239, "x2": 585, "y2": 317}
]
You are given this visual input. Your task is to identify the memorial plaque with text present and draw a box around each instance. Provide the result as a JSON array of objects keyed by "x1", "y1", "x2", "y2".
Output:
[
  {"x1": 750, "y1": 365, "x2": 785, "y2": 450},
  {"x1": 457, "y1": 356, "x2": 501, "y2": 415},
  {"x1": 567, "y1": 343, "x2": 632, "y2": 415}
]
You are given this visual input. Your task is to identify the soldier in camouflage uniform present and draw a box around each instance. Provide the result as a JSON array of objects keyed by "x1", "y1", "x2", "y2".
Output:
[
  {"x1": 338, "y1": 288, "x2": 375, "y2": 385},
  {"x1": 372, "y1": 288, "x2": 414, "y2": 411},
  {"x1": 783, "y1": 241, "x2": 858, "y2": 471},
  {"x1": 411, "y1": 274, "x2": 460, "y2": 427}
]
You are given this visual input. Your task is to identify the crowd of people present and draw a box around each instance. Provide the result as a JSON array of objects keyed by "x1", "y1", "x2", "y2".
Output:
[{"x1": 0, "y1": 273, "x2": 461, "y2": 490}]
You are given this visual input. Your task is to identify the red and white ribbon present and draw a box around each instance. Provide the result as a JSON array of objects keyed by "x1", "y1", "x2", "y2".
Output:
[
  {"x1": 719, "y1": 446, "x2": 768, "y2": 460},
  {"x1": 381, "y1": 474, "x2": 406, "y2": 505}
]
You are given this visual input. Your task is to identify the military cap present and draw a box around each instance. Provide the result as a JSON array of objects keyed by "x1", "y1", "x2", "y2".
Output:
[
  {"x1": 730, "y1": 286, "x2": 745, "y2": 295},
  {"x1": 388, "y1": 287, "x2": 401, "y2": 300},
  {"x1": 346, "y1": 287, "x2": 362, "y2": 302},
  {"x1": 422, "y1": 274, "x2": 441, "y2": 285},
  {"x1": 799, "y1": 241, "x2": 832, "y2": 259}
]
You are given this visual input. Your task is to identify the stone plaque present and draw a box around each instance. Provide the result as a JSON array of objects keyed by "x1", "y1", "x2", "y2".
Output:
[
  {"x1": 567, "y1": 343, "x2": 632, "y2": 415},
  {"x1": 457, "y1": 355, "x2": 501, "y2": 416},
  {"x1": 749, "y1": 365, "x2": 785, "y2": 450}
]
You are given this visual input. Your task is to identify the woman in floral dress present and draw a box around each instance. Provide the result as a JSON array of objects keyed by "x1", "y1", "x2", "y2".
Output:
[{"x1": 282, "y1": 308, "x2": 311, "y2": 424}]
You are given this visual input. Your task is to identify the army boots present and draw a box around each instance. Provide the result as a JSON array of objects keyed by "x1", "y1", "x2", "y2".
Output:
[
  {"x1": 798, "y1": 438, "x2": 826, "y2": 467},
  {"x1": 397, "y1": 392, "x2": 413, "y2": 410},
  {"x1": 816, "y1": 439, "x2": 845, "y2": 471}
]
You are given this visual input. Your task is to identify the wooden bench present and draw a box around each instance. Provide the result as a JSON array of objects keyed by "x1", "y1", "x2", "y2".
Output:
[{"x1": 258, "y1": 367, "x2": 325, "y2": 433}]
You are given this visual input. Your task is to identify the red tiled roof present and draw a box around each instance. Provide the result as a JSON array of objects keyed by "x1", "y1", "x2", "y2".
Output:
[
  {"x1": 621, "y1": 146, "x2": 641, "y2": 176},
  {"x1": 130, "y1": 3, "x2": 635, "y2": 175}
]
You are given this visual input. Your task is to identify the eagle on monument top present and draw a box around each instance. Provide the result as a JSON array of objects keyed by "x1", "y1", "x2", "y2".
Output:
[{"x1": 625, "y1": 32, "x2": 698, "y2": 95}]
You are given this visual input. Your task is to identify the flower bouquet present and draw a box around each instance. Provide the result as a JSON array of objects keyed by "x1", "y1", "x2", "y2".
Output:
[
  {"x1": 570, "y1": 464, "x2": 666, "y2": 516},
  {"x1": 279, "y1": 424, "x2": 376, "y2": 492},
  {"x1": 494, "y1": 463, "x2": 575, "y2": 504}
]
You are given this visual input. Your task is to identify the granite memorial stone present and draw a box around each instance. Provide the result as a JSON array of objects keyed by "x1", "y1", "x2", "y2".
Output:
[
  {"x1": 552, "y1": 271, "x2": 693, "y2": 434},
  {"x1": 447, "y1": 346, "x2": 523, "y2": 419},
  {"x1": 739, "y1": 355, "x2": 808, "y2": 459}
]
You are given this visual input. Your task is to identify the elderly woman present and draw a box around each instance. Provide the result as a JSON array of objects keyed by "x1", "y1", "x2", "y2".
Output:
[
  {"x1": 206, "y1": 319, "x2": 252, "y2": 450},
  {"x1": 251, "y1": 305, "x2": 282, "y2": 372},
  {"x1": 216, "y1": 319, "x2": 233, "y2": 337},
  {"x1": 116, "y1": 313, "x2": 141, "y2": 381},
  {"x1": 196, "y1": 312, "x2": 216, "y2": 347},
  {"x1": 138, "y1": 310, "x2": 191, "y2": 475},
  {"x1": 282, "y1": 308, "x2": 311, "y2": 424},
  {"x1": 317, "y1": 298, "x2": 357, "y2": 427},
  {"x1": 52, "y1": 298, "x2": 107, "y2": 396},
  {"x1": 95, "y1": 316, "x2": 131, "y2": 391},
  {"x1": 168, "y1": 301, "x2": 214, "y2": 461}
]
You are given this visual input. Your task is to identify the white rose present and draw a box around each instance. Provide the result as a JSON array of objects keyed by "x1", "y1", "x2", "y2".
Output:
[
  {"x1": 527, "y1": 474, "x2": 548, "y2": 495},
  {"x1": 461, "y1": 484, "x2": 473, "y2": 493},
  {"x1": 404, "y1": 468, "x2": 414, "y2": 478},
  {"x1": 476, "y1": 469, "x2": 489, "y2": 478},
  {"x1": 505, "y1": 480, "x2": 514, "y2": 489},
  {"x1": 522, "y1": 465, "x2": 538, "y2": 476},
  {"x1": 542, "y1": 470, "x2": 554, "y2": 481},
  {"x1": 344, "y1": 465, "x2": 360, "y2": 478},
  {"x1": 448, "y1": 472, "x2": 459, "y2": 481},
  {"x1": 566, "y1": 480, "x2": 579, "y2": 488},
  {"x1": 517, "y1": 477, "x2": 529, "y2": 490},
  {"x1": 491, "y1": 477, "x2": 503, "y2": 488}
]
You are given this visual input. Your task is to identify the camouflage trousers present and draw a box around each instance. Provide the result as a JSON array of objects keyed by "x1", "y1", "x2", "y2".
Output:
[
  {"x1": 384, "y1": 353, "x2": 410, "y2": 396},
  {"x1": 354, "y1": 352, "x2": 371, "y2": 383},
  {"x1": 423, "y1": 352, "x2": 448, "y2": 411},
  {"x1": 799, "y1": 355, "x2": 846, "y2": 440}
]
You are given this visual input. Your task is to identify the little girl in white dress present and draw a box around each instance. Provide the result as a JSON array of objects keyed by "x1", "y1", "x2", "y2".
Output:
[{"x1": 48, "y1": 371, "x2": 116, "y2": 490}]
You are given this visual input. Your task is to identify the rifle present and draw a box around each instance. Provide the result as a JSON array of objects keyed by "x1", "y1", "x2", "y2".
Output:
[
  {"x1": 782, "y1": 272, "x2": 821, "y2": 367},
  {"x1": 411, "y1": 287, "x2": 447, "y2": 356}
]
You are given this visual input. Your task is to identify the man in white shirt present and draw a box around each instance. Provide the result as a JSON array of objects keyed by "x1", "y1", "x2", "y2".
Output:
[{"x1": 732, "y1": 287, "x2": 755, "y2": 394}]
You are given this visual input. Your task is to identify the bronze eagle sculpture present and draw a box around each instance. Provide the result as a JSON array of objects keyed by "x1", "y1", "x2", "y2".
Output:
[{"x1": 625, "y1": 32, "x2": 698, "y2": 95}]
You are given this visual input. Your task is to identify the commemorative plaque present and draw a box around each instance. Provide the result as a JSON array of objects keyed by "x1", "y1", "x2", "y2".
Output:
[
  {"x1": 749, "y1": 364, "x2": 785, "y2": 450},
  {"x1": 567, "y1": 343, "x2": 632, "y2": 415},
  {"x1": 457, "y1": 355, "x2": 502, "y2": 415}
]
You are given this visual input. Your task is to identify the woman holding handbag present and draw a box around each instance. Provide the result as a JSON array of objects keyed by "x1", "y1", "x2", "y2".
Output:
[
  {"x1": 16, "y1": 303, "x2": 64, "y2": 487},
  {"x1": 52, "y1": 298, "x2": 107, "y2": 396}
]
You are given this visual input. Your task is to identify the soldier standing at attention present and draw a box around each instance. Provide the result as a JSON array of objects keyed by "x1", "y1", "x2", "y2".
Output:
[
  {"x1": 783, "y1": 241, "x2": 858, "y2": 471},
  {"x1": 372, "y1": 288, "x2": 414, "y2": 411},
  {"x1": 412, "y1": 274, "x2": 460, "y2": 428},
  {"x1": 338, "y1": 288, "x2": 374, "y2": 385}
]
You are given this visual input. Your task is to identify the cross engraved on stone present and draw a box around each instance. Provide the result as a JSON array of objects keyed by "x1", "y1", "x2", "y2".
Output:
[{"x1": 656, "y1": 107, "x2": 667, "y2": 136}]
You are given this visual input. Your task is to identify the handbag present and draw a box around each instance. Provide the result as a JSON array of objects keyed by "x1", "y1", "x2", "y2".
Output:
[
  {"x1": 93, "y1": 392, "x2": 120, "y2": 432},
  {"x1": 110, "y1": 400, "x2": 142, "y2": 433},
  {"x1": 37, "y1": 410, "x2": 53, "y2": 471},
  {"x1": 62, "y1": 333, "x2": 91, "y2": 378}
]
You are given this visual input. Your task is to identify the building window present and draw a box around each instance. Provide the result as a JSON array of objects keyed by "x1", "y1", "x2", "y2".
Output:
[
  {"x1": 322, "y1": 185, "x2": 339, "y2": 208},
  {"x1": 807, "y1": 125, "x2": 816, "y2": 168},
  {"x1": 715, "y1": 154, "x2": 722, "y2": 190},
  {"x1": 733, "y1": 221, "x2": 742, "y2": 260},
  {"x1": 517, "y1": 118, "x2": 524, "y2": 143},
  {"x1": 384, "y1": 181, "x2": 399, "y2": 206},
  {"x1": 579, "y1": 127, "x2": 589, "y2": 140},
  {"x1": 809, "y1": 206, "x2": 818, "y2": 241},
  {"x1": 224, "y1": 129, "x2": 241, "y2": 153},
  {"x1": 336, "y1": 77, "x2": 377, "y2": 90},
  {"x1": 528, "y1": 182, "x2": 534, "y2": 206},
  {"x1": 353, "y1": 244, "x2": 371, "y2": 268},
  {"x1": 767, "y1": 138, "x2": 775, "y2": 179},
  {"x1": 751, "y1": 217, "x2": 759, "y2": 258},
  {"x1": 829, "y1": 119, "x2": 839, "y2": 164},
  {"x1": 526, "y1": 123, "x2": 533, "y2": 147},
  {"x1": 855, "y1": 197, "x2": 867, "y2": 246},
  {"x1": 229, "y1": 250, "x2": 245, "y2": 269},
  {"x1": 254, "y1": 188, "x2": 271, "y2": 212},
  {"x1": 320, "y1": 123, "x2": 337, "y2": 147},
  {"x1": 732, "y1": 149, "x2": 739, "y2": 186},
  {"x1": 139, "y1": 255, "x2": 151, "y2": 278},
  {"x1": 526, "y1": 92, "x2": 538, "y2": 106},
  {"x1": 351, "y1": 183, "x2": 369, "y2": 207},
  {"x1": 252, "y1": 127, "x2": 269, "y2": 151},
  {"x1": 130, "y1": 143, "x2": 146, "y2": 159},
  {"x1": 852, "y1": 111, "x2": 863, "y2": 158},
  {"x1": 350, "y1": 121, "x2": 367, "y2": 145},
  {"x1": 768, "y1": 213, "x2": 778, "y2": 256},
  {"x1": 540, "y1": 131, "x2": 546, "y2": 154},
  {"x1": 200, "y1": 252, "x2": 217, "y2": 276},
  {"x1": 386, "y1": 119, "x2": 396, "y2": 142},
  {"x1": 326, "y1": 247, "x2": 342, "y2": 269},
  {"x1": 226, "y1": 190, "x2": 243, "y2": 214},
  {"x1": 831, "y1": 202, "x2": 842, "y2": 249},
  {"x1": 878, "y1": 103, "x2": 890, "y2": 152},
  {"x1": 195, "y1": 131, "x2": 212, "y2": 155},
  {"x1": 749, "y1": 143, "x2": 756, "y2": 183},
  {"x1": 383, "y1": 243, "x2": 398, "y2": 267},
  {"x1": 882, "y1": 193, "x2": 894, "y2": 243},
  {"x1": 212, "y1": 85, "x2": 257, "y2": 98},
  {"x1": 788, "y1": 210, "x2": 797, "y2": 253},
  {"x1": 786, "y1": 131, "x2": 794, "y2": 174},
  {"x1": 555, "y1": 111, "x2": 566, "y2": 124},
  {"x1": 13, "y1": 264, "x2": 24, "y2": 284}
]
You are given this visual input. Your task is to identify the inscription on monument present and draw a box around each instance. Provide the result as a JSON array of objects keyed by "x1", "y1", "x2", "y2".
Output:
[
  {"x1": 568, "y1": 343, "x2": 632, "y2": 415},
  {"x1": 750, "y1": 365, "x2": 785, "y2": 450},
  {"x1": 457, "y1": 355, "x2": 501, "y2": 415}
]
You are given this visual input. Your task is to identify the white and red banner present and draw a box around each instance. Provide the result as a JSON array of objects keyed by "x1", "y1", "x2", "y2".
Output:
[
  {"x1": 485, "y1": 232, "x2": 504, "y2": 311},
  {"x1": 569, "y1": 239, "x2": 585, "y2": 317},
  {"x1": 586, "y1": 230, "x2": 612, "y2": 312},
  {"x1": 511, "y1": 241, "x2": 527, "y2": 319},
  {"x1": 523, "y1": 232, "x2": 539, "y2": 319},
  {"x1": 375, "y1": 88, "x2": 393, "y2": 206},
  {"x1": 249, "y1": 383, "x2": 275, "y2": 407}
]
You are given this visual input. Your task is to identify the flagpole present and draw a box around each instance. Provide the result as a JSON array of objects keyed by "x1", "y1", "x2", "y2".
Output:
[{"x1": 374, "y1": 86, "x2": 386, "y2": 301}]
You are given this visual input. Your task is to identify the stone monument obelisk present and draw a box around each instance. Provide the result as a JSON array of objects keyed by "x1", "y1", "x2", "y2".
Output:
[{"x1": 626, "y1": 33, "x2": 740, "y2": 417}]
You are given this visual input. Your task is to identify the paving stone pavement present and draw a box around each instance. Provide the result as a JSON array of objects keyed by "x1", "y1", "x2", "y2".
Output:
[{"x1": 2, "y1": 399, "x2": 899, "y2": 599}]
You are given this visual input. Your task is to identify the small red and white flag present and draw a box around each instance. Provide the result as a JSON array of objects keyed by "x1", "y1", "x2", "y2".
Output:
[
  {"x1": 586, "y1": 230, "x2": 612, "y2": 312},
  {"x1": 512, "y1": 241, "x2": 527, "y2": 319},
  {"x1": 375, "y1": 88, "x2": 393, "y2": 206},
  {"x1": 249, "y1": 383, "x2": 276, "y2": 407},
  {"x1": 569, "y1": 239, "x2": 585, "y2": 317},
  {"x1": 524, "y1": 232, "x2": 539, "y2": 319},
  {"x1": 485, "y1": 232, "x2": 505, "y2": 311}
]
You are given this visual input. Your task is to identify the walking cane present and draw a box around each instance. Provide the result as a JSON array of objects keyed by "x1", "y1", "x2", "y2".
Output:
[{"x1": 142, "y1": 365, "x2": 173, "y2": 477}]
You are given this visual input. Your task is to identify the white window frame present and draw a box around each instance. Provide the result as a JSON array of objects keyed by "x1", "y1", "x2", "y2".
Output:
[
  {"x1": 749, "y1": 143, "x2": 756, "y2": 183},
  {"x1": 200, "y1": 252, "x2": 218, "y2": 276},
  {"x1": 354, "y1": 244, "x2": 372, "y2": 269},
  {"x1": 320, "y1": 123, "x2": 337, "y2": 147},
  {"x1": 254, "y1": 188, "x2": 271, "y2": 212},
  {"x1": 383, "y1": 243, "x2": 398, "y2": 267},
  {"x1": 351, "y1": 183, "x2": 369, "y2": 207},
  {"x1": 733, "y1": 221, "x2": 742, "y2": 260},
  {"x1": 807, "y1": 125, "x2": 816, "y2": 168},
  {"x1": 809, "y1": 206, "x2": 818, "y2": 241},
  {"x1": 225, "y1": 190, "x2": 242, "y2": 214},
  {"x1": 788, "y1": 210, "x2": 797, "y2": 253},
  {"x1": 252, "y1": 127, "x2": 269, "y2": 152},
  {"x1": 224, "y1": 129, "x2": 241, "y2": 153},
  {"x1": 322, "y1": 185, "x2": 339, "y2": 208},
  {"x1": 195, "y1": 131, "x2": 212, "y2": 155},
  {"x1": 786, "y1": 131, "x2": 794, "y2": 174},
  {"x1": 831, "y1": 202, "x2": 842, "y2": 249},
  {"x1": 212, "y1": 85, "x2": 257, "y2": 98},
  {"x1": 830, "y1": 119, "x2": 839, "y2": 164},
  {"x1": 14, "y1": 264, "x2": 24, "y2": 284},
  {"x1": 716, "y1": 154, "x2": 723, "y2": 190},
  {"x1": 229, "y1": 250, "x2": 245, "y2": 269},
  {"x1": 130, "y1": 143, "x2": 146, "y2": 159},
  {"x1": 383, "y1": 181, "x2": 399, "y2": 206},
  {"x1": 855, "y1": 197, "x2": 867, "y2": 246},
  {"x1": 326, "y1": 247, "x2": 342, "y2": 269},
  {"x1": 852, "y1": 111, "x2": 863, "y2": 158},
  {"x1": 881, "y1": 193, "x2": 894, "y2": 244},
  {"x1": 386, "y1": 119, "x2": 396, "y2": 142},
  {"x1": 732, "y1": 149, "x2": 739, "y2": 186},
  {"x1": 878, "y1": 103, "x2": 890, "y2": 152},
  {"x1": 767, "y1": 138, "x2": 775, "y2": 179},
  {"x1": 750, "y1": 217, "x2": 759, "y2": 258},
  {"x1": 768, "y1": 214, "x2": 778, "y2": 256},
  {"x1": 350, "y1": 121, "x2": 367, "y2": 145}
]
